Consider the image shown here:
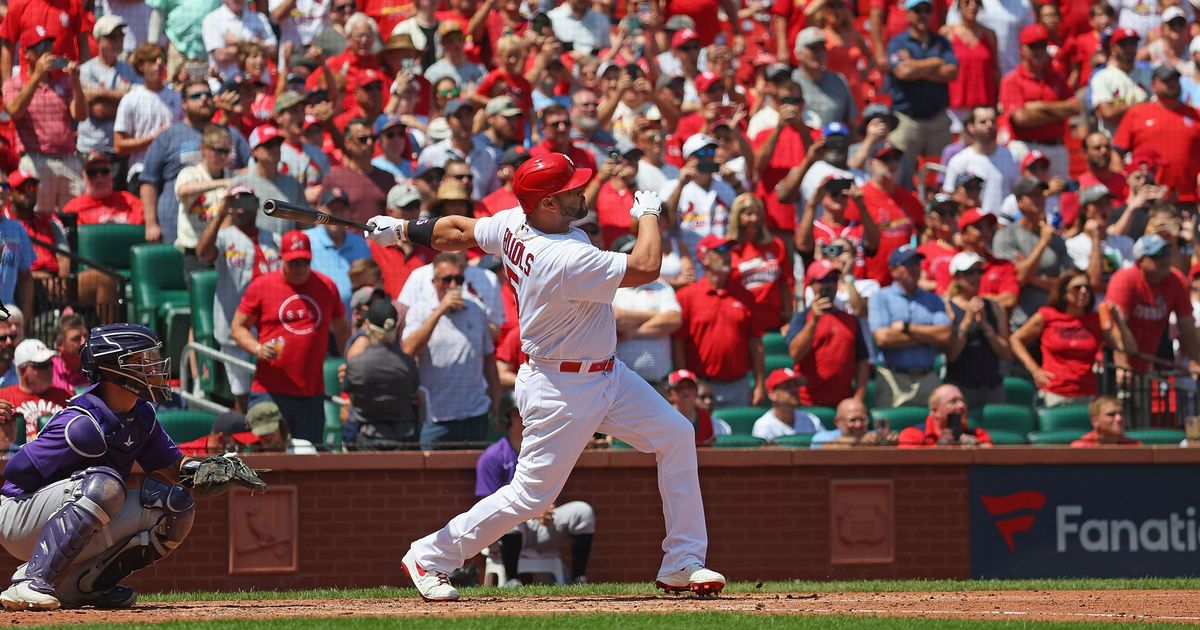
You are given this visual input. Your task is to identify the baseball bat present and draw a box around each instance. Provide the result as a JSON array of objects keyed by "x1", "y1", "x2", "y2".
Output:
[{"x1": 262, "y1": 199, "x2": 372, "y2": 231}]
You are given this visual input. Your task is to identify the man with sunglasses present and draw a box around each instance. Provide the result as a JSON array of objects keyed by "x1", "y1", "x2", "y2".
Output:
[
  {"x1": 884, "y1": 0, "x2": 957, "y2": 179},
  {"x1": 423, "y1": 22, "x2": 485, "y2": 94},
  {"x1": 371, "y1": 114, "x2": 416, "y2": 182},
  {"x1": 324, "y1": 117, "x2": 397, "y2": 224},
  {"x1": 0, "y1": 339, "x2": 71, "y2": 442},
  {"x1": 77, "y1": 16, "x2": 138, "y2": 180},
  {"x1": 941, "y1": 105, "x2": 1019, "y2": 215},
  {"x1": 752, "y1": 79, "x2": 821, "y2": 236},
  {"x1": 530, "y1": 103, "x2": 599, "y2": 174},
  {"x1": 1090, "y1": 29, "x2": 1150, "y2": 134},
  {"x1": 418, "y1": 100, "x2": 500, "y2": 200},
  {"x1": 62, "y1": 152, "x2": 144, "y2": 226},
  {"x1": 1114, "y1": 64, "x2": 1200, "y2": 211},
  {"x1": 999, "y1": 24, "x2": 1077, "y2": 182}
]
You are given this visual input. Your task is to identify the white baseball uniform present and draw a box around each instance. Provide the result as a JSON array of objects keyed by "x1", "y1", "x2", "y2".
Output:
[{"x1": 408, "y1": 208, "x2": 709, "y2": 577}]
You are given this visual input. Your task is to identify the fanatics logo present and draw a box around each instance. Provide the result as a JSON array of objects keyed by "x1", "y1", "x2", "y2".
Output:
[{"x1": 980, "y1": 490, "x2": 1046, "y2": 552}]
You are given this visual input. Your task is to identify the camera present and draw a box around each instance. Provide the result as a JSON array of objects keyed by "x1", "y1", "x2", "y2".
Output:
[
  {"x1": 817, "y1": 284, "x2": 837, "y2": 302},
  {"x1": 826, "y1": 178, "x2": 853, "y2": 195},
  {"x1": 823, "y1": 243, "x2": 847, "y2": 258},
  {"x1": 51, "y1": 57, "x2": 69, "y2": 70},
  {"x1": 948, "y1": 413, "x2": 963, "y2": 440},
  {"x1": 232, "y1": 195, "x2": 259, "y2": 211}
]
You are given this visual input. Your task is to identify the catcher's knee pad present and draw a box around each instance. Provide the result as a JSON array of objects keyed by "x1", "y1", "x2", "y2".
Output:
[
  {"x1": 140, "y1": 478, "x2": 195, "y2": 550},
  {"x1": 71, "y1": 466, "x2": 126, "y2": 525}
]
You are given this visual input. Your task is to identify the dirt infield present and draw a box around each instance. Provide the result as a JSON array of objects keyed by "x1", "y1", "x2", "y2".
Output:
[{"x1": 3, "y1": 590, "x2": 1200, "y2": 625}]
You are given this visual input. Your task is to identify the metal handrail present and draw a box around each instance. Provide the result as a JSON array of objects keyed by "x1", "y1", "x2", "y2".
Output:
[
  {"x1": 918, "y1": 161, "x2": 948, "y2": 200},
  {"x1": 176, "y1": 342, "x2": 252, "y2": 414},
  {"x1": 26, "y1": 235, "x2": 127, "y2": 280}
]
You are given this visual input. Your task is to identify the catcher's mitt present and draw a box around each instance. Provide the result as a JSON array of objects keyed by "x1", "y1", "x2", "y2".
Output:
[{"x1": 180, "y1": 453, "x2": 268, "y2": 495}]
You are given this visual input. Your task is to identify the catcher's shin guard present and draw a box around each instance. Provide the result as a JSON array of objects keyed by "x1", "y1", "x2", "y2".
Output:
[{"x1": 23, "y1": 467, "x2": 126, "y2": 588}]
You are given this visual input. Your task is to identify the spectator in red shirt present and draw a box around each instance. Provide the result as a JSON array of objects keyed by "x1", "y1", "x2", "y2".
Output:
[
  {"x1": 473, "y1": 35, "x2": 534, "y2": 132},
  {"x1": 727, "y1": 194, "x2": 793, "y2": 332},
  {"x1": 999, "y1": 24, "x2": 1078, "y2": 182},
  {"x1": 334, "y1": 69, "x2": 387, "y2": 133},
  {"x1": 585, "y1": 143, "x2": 639, "y2": 248},
  {"x1": 673, "y1": 235, "x2": 766, "y2": 407},
  {"x1": 666, "y1": 368, "x2": 729, "y2": 446},
  {"x1": 1061, "y1": 2, "x2": 1114, "y2": 90},
  {"x1": 937, "y1": 208, "x2": 1019, "y2": 310},
  {"x1": 1011, "y1": 269, "x2": 1135, "y2": 407},
  {"x1": 312, "y1": 12, "x2": 385, "y2": 114},
  {"x1": 669, "y1": 71, "x2": 731, "y2": 169},
  {"x1": 4, "y1": 27, "x2": 87, "y2": 213},
  {"x1": 0, "y1": 0, "x2": 89, "y2": 84},
  {"x1": 530, "y1": 104, "x2": 598, "y2": 172},
  {"x1": 1077, "y1": 132, "x2": 1129, "y2": 211},
  {"x1": 1114, "y1": 66, "x2": 1200, "y2": 206},
  {"x1": 479, "y1": 146, "x2": 528, "y2": 218},
  {"x1": 1070, "y1": 395, "x2": 1140, "y2": 447},
  {"x1": 1108, "y1": 233, "x2": 1200, "y2": 375},
  {"x1": 230, "y1": 230, "x2": 351, "y2": 444},
  {"x1": 944, "y1": 0, "x2": 1000, "y2": 123},
  {"x1": 61, "y1": 151, "x2": 144, "y2": 225},
  {"x1": 795, "y1": 176, "x2": 879, "y2": 280},
  {"x1": 752, "y1": 79, "x2": 819, "y2": 235},
  {"x1": 176, "y1": 410, "x2": 260, "y2": 456},
  {"x1": 664, "y1": 0, "x2": 741, "y2": 48},
  {"x1": 859, "y1": 143, "x2": 924, "y2": 286},
  {"x1": 897, "y1": 383, "x2": 993, "y2": 448},
  {"x1": 787, "y1": 259, "x2": 870, "y2": 407},
  {"x1": 0, "y1": 338, "x2": 71, "y2": 442},
  {"x1": 917, "y1": 193, "x2": 959, "y2": 292}
]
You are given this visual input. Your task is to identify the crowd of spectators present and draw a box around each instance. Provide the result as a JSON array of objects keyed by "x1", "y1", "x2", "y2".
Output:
[{"x1": 3, "y1": 0, "x2": 1200, "y2": 452}]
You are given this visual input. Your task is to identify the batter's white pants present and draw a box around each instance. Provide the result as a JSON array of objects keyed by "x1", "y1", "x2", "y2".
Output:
[{"x1": 410, "y1": 358, "x2": 708, "y2": 577}]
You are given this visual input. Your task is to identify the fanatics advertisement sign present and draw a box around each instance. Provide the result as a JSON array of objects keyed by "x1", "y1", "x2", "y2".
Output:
[{"x1": 969, "y1": 465, "x2": 1200, "y2": 578}]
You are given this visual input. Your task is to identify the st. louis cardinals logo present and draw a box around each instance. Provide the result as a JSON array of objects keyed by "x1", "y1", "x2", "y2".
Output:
[{"x1": 277, "y1": 294, "x2": 322, "y2": 335}]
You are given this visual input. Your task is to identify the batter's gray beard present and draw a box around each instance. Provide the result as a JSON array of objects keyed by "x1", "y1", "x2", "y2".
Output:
[{"x1": 562, "y1": 201, "x2": 588, "y2": 220}]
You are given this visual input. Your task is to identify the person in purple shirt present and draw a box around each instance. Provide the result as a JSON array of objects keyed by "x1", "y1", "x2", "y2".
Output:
[
  {"x1": 476, "y1": 393, "x2": 595, "y2": 587},
  {"x1": 0, "y1": 324, "x2": 251, "y2": 611}
]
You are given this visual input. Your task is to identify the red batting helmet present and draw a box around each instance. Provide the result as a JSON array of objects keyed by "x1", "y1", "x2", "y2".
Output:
[{"x1": 512, "y1": 153, "x2": 594, "y2": 213}]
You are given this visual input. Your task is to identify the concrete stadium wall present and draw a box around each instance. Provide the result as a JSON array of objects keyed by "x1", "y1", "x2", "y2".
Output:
[{"x1": 0, "y1": 448, "x2": 1192, "y2": 592}]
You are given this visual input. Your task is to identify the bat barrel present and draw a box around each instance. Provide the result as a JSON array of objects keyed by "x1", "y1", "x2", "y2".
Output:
[{"x1": 262, "y1": 199, "x2": 305, "y2": 217}]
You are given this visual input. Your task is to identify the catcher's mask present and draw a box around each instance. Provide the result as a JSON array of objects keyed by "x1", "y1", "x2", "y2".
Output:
[{"x1": 81, "y1": 323, "x2": 172, "y2": 403}]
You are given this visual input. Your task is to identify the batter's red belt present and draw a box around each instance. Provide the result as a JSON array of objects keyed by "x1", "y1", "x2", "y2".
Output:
[{"x1": 557, "y1": 357, "x2": 615, "y2": 373}]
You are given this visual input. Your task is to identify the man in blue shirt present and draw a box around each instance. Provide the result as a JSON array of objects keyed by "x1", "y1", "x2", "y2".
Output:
[
  {"x1": 303, "y1": 187, "x2": 371, "y2": 317},
  {"x1": 886, "y1": 0, "x2": 958, "y2": 179},
  {"x1": 868, "y1": 244, "x2": 952, "y2": 408},
  {"x1": 0, "y1": 215, "x2": 34, "y2": 318}
]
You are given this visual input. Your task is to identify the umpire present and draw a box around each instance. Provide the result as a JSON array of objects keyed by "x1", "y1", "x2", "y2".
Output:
[{"x1": 344, "y1": 299, "x2": 422, "y2": 450}]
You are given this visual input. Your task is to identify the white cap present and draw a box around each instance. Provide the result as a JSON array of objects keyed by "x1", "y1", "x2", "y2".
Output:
[
  {"x1": 426, "y1": 117, "x2": 451, "y2": 142},
  {"x1": 949, "y1": 251, "x2": 986, "y2": 275},
  {"x1": 386, "y1": 183, "x2": 421, "y2": 209},
  {"x1": 93, "y1": 15, "x2": 127, "y2": 39},
  {"x1": 14, "y1": 339, "x2": 55, "y2": 368},
  {"x1": 1163, "y1": 5, "x2": 1187, "y2": 24},
  {"x1": 1190, "y1": 35, "x2": 1200, "y2": 56},
  {"x1": 682, "y1": 133, "x2": 718, "y2": 159}
]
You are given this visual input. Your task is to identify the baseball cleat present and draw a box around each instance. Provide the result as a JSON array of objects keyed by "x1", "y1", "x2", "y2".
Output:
[
  {"x1": 401, "y1": 550, "x2": 460, "y2": 602},
  {"x1": 655, "y1": 564, "x2": 726, "y2": 597},
  {"x1": 0, "y1": 580, "x2": 61, "y2": 610},
  {"x1": 61, "y1": 584, "x2": 138, "y2": 609}
]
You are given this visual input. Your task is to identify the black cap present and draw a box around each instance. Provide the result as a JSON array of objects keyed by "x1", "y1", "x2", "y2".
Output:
[
  {"x1": 212, "y1": 411, "x2": 249, "y2": 436},
  {"x1": 1012, "y1": 177, "x2": 1049, "y2": 198},
  {"x1": 500, "y1": 145, "x2": 531, "y2": 167},
  {"x1": 366, "y1": 298, "x2": 398, "y2": 330},
  {"x1": 1153, "y1": 64, "x2": 1182, "y2": 82},
  {"x1": 320, "y1": 186, "x2": 350, "y2": 207},
  {"x1": 955, "y1": 171, "x2": 985, "y2": 188}
]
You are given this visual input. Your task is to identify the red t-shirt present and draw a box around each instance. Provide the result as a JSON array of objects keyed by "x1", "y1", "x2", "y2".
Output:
[
  {"x1": 307, "y1": 49, "x2": 386, "y2": 113},
  {"x1": 770, "y1": 0, "x2": 808, "y2": 63},
  {"x1": 363, "y1": 0, "x2": 415, "y2": 40},
  {"x1": 60, "y1": 191, "x2": 144, "y2": 225},
  {"x1": 794, "y1": 309, "x2": 866, "y2": 407},
  {"x1": 730, "y1": 236, "x2": 793, "y2": 333},
  {"x1": 918, "y1": 240, "x2": 957, "y2": 293},
  {"x1": 999, "y1": 64, "x2": 1073, "y2": 143},
  {"x1": 665, "y1": 0, "x2": 724, "y2": 45},
  {"x1": 370, "y1": 241, "x2": 434, "y2": 299},
  {"x1": 693, "y1": 406, "x2": 716, "y2": 446},
  {"x1": 237, "y1": 270, "x2": 345, "y2": 397},
  {"x1": 1038, "y1": 306, "x2": 1102, "y2": 397},
  {"x1": 1, "y1": 0, "x2": 85, "y2": 75},
  {"x1": 857, "y1": 180, "x2": 923, "y2": 286},
  {"x1": 596, "y1": 183, "x2": 635, "y2": 248},
  {"x1": 529, "y1": 139, "x2": 598, "y2": 172},
  {"x1": 479, "y1": 186, "x2": 518, "y2": 217},
  {"x1": 177, "y1": 431, "x2": 259, "y2": 456},
  {"x1": 1113, "y1": 101, "x2": 1200, "y2": 203},
  {"x1": 0, "y1": 384, "x2": 71, "y2": 441},
  {"x1": 1070, "y1": 431, "x2": 1140, "y2": 447},
  {"x1": 932, "y1": 250, "x2": 1020, "y2": 300},
  {"x1": 666, "y1": 112, "x2": 706, "y2": 169},
  {"x1": 1106, "y1": 266, "x2": 1190, "y2": 372},
  {"x1": 898, "y1": 416, "x2": 992, "y2": 448},
  {"x1": 1061, "y1": 30, "x2": 1101, "y2": 89},
  {"x1": 752, "y1": 124, "x2": 822, "y2": 231},
  {"x1": 484, "y1": 13, "x2": 529, "y2": 53},
  {"x1": 477, "y1": 69, "x2": 532, "y2": 142},
  {"x1": 674, "y1": 278, "x2": 760, "y2": 381},
  {"x1": 494, "y1": 323, "x2": 526, "y2": 366},
  {"x1": 812, "y1": 218, "x2": 867, "y2": 278},
  {"x1": 6, "y1": 210, "x2": 64, "y2": 274}
]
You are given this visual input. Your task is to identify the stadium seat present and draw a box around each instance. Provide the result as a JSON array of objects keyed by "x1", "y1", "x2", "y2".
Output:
[
  {"x1": 762, "y1": 332, "x2": 789, "y2": 356},
  {"x1": 131, "y1": 244, "x2": 189, "y2": 333},
  {"x1": 1027, "y1": 429, "x2": 1086, "y2": 445},
  {"x1": 158, "y1": 409, "x2": 216, "y2": 443},
  {"x1": 986, "y1": 430, "x2": 1028, "y2": 445},
  {"x1": 610, "y1": 439, "x2": 636, "y2": 449},
  {"x1": 870, "y1": 406, "x2": 929, "y2": 432},
  {"x1": 1126, "y1": 429, "x2": 1186, "y2": 445},
  {"x1": 1003, "y1": 376, "x2": 1036, "y2": 406},
  {"x1": 865, "y1": 380, "x2": 876, "y2": 408},
  {"x1": 765, "y1": 354, "x2": 794, "y2": 372},
  {"x1": 799, "y1": 406, "x2": 836, "y2": 430},
  {"x1": 981, "y1": 404, "x2": 1036, "y2": 435},
  {"x1": 187, "y1": 270, "x2": 231, "y2": 402},
  {"x1": 712, "y1": 434, "x2": 766, "y2": 448},
  {"x1": 323, "y1": 358, "x2": 344, "y2": 449},
  {"x1": 1037, "y1": 404, "x2": 1092, "y2": 431},
  {"x1": 773, "y1": 433, "x2": 815, "y2": 448},
  {"x1": 712, "y1": 406, "x2": 763, "y2": 435},
  {"x1": 77, "y1": 224, "x2": 145, "y2": 278}
]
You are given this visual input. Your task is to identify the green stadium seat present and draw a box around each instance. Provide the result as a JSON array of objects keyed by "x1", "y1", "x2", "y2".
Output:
[
  {"x1": 323, "y1": 358, "x2": 344, "y2": 398},
  {"x1": 322, "y1": 358, "x2": 345, "y2": 449},
  {"x1": 981, "y1": 404, "x2": 1036, "y2": 434},
  {"x1": 1003, "y1": 376, "x2": 1036, "y2": 406},
  {"x1": 713, "y1": 434, "x2": 766, "y2": 448},
  {"x1": 773, "y1": 433, "x2": 815, "y2": 448},
  {"x1": 187, "y1": 270, "x2": 230, "y2": 402},
  {"x1": 870, "y1": 406, "x2": 929, "y2": 432},
  {"x1": 1037, "y1": 404, "x2": 1092, "y2": 431},
  {"x1": 1027, "y1": 429, "x2": 1086, "y2": 445},
  {"x1": 762, "y1": 332, "x2": 788, "y2": 356},
  {"x1": 158, "y1": 409, "x2": 216, "y2": 443},
  {"x1": 865, "y1": 380, "x2": 876, "y2": 408},
  {"x1": 131, "y1": 244, "x2": 189, "y2": 333},
  {"x1": 712, "y1": 406, "x2": 763, "y2": 436},
  {"x1": 77, "y1": 224, "x2": 145, "y2": 277},
  {"x1": 1126, "y1": 429, "x2": 1186, "y2": 445},
  {"x1": 765, "y1": 354, "x2": 794, "y2": 372},
  {"x1": 799, "y1": 406, "x2": 836, "y2": 430},
  {"x1": 986, "y1": 430, "x2": 1028, "y2": 445},
  {"x1": 611, "y1": 439, "x2": 636, "y2": 449},
  {"x1": 933, "y1": 353, "x2": 945, "y2": 378}
]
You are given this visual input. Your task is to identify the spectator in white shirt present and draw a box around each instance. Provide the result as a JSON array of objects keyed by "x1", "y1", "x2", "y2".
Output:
[
  {"x1": 941, "y1": 105, "x2": 1019, "y2": 215},
  {"x1": 397, "y1": 250, "x2": 505, "y2": 341},
  {"x1": 548, "y1": 0, "x2": 611, "y2": 55},
  {"x1": 634, "y1": 121, "x2": 679, "y2": 193},
  {"x1": 113, "y1": 44, "x2": 182, "y2": 190},
  {"x1": 1089, "y1": 27, "x2": 1151, "y2": 135},
  {"x1": 610, "y1": 235, "x2": 683, "y2": 386},
  {"x1": 751, "y1": 368, "x2": 825, "y2": 442},
  {"x1": 659, "y1": 133, "x2": 736, "y2": 255},
  {"x1": 1062, "y1": 185, "x2": 1134, "y2": 300},
  {"x1": 270, "y1": 0, "x2": 331, "y2": 54},
  {"x1": 77, "y1": 16, "x2": 139, "y2": 157},
  {"x1": 202, "y1": 0, "x2": 278, "y2": 80}
]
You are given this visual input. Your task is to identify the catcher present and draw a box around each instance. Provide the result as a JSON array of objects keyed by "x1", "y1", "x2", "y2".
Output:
[{"x1": 0, "y1": 324, "x2": 265, "y2": 610}]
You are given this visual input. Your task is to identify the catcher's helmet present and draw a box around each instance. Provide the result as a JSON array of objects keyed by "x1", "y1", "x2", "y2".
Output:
[
  {"x1": 81, "y1": 323, "x2": 172, "y2": 403},
  {"x1": 512, "y1": 152, "x2": 593, "y2": 213}
]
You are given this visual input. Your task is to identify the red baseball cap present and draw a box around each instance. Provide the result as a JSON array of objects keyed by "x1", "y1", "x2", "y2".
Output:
[
  {"x1": 1019, "y1": 24, "x2": 1050, "y2": 46},
  {"x1": 281, "y1": 230, "x2": 312, "y2": 262},
  {"x1": 958, "y1": 207, "x2": 997, "y2": 231},
  {"x1": 1190, "y1": 262, "x2": 1200, "y2": 280},
  {"x1": 250, "y1": 124, "x2": 284, "y2": 150},
  {"x1": 872, "y1": 143, "x2": 903, "y2": 160},
  {"x1": 20, "y1": 25, "x2": 52, "y2": 49},
  {"x1": 1020, "y1": 149, "x2": 1049, "y2": 171},
  {"x1": 8, "y1": 169, "x2": 38, "y2": 189},
  {"x1": 695, "y1": 234, "x2": 735, "y2": 259},
  {"x1": 667, "y1": 369, "x2": 698, "y2": 389},
  {"x1": 512, "y1": 153, "x2": 593, "y2": 214},
  {"x1": 1110, "y1": 27, "x2": 1140, "y2": 46},
  {"x1": 1127, "y1": 146, "x2": 1162, "y2": 173},
  {"x1": 671, "y1": 28, "x2": 701, "y2": 49},
  {"x1": 694, "y1": 71, "x2": 721, "y2": 94},
  {"x1": 765, "y1": 367, "x2": 802, "y2": 392},
  {"x1": 804, "y1": 258, "x2": 840, "y2": 284}
]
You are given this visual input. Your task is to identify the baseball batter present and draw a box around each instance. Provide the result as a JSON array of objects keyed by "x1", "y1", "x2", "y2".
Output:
[
  {"x1": 366, "y1": 152, "x2": 723, "y2": 602},
  {"x1": 0, "y1": 324, "x2": 265, "y2": 610}
]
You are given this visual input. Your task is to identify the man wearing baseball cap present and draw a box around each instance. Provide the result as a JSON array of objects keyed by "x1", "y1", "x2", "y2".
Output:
[
  {"x1": 1107, "y1": 234, "x2": 1200, "y2": 376},
  {"x1": 883, "y1": 0, "x2": 957, "y2": 177},
  {"x1": 941, "y1": 105, "x2": 1019, "y2": 215},
  {"x1": 234, "y1": 124, "x2": 304, "y2": 237},
  {"x1": 668, "y1": 71, "x2": 727, "y2": 169},
  {"x1": 786, "y1": 259, "x2": 870, "y2": 407},
  {"x1": 305, "y1": 187, "x2": 372, "y2": 317},
  {"x1": 0, "y1": 339, "x2": 71, "y2": 444},
  {"x1": 999, "y1": 23, "x2": 1077, "y2": 182},
  {"x1": 1090, "y1": 26, "x2": 1149, "y2": 135},
  {"x1": 1114, "y1": 63, "x2": 1200, "y2": 208},
  {"x1": 660, "y1": 134, "x2": 737, "y2": 255},
  {"x1": 750, "y1": 368, "x2": 824, "y2": 443},
  {"x1": 675, "y1": 234, "x2": 766, "y2": 406},
  {"x1": 793, "y1": 27, "x2": 854, "y2": 128},
  {"x1": 994, "y1": 177, "x2": 1069, "y2": 326},
  {"x1": 867, "y1": 244, "x2": 951, "y2": 408},
  {"x1": 939, "y1": 208, "x2": 1019, "y2": 310},
  {"x1": 77, "y1": 15, "x2": 135, "y2": 168},
  {"x1": 231, "y1": 229, "x2": 350, "y2": 444},
  {"x1": 751, "y1": 79, "x2": 821, "y2": 235},
  {"x1": 666, "y1": 369, "x2": 730, "y2": 446},
  {"x1": 371, "y1": 183, "x2": 432, "y2": 299},
  {"x1": 859, "y1": 142, "x2": 924, "y2": 286}
]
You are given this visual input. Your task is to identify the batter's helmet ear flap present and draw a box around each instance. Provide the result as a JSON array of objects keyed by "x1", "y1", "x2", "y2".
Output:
[{"x1": 512, "y1": 152, "x2": 594, "y2": 213}]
